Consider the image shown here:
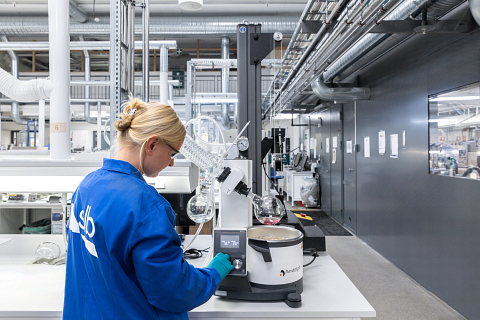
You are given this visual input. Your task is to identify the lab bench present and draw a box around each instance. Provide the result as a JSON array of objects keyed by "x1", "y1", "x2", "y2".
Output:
[{"x1": 0, "y1": 235, "x2": 375, "y2": 319}]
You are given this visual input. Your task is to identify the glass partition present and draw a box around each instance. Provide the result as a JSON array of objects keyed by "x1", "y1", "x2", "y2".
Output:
[{"x1": 429, "y1": 82, "x2": 480, "y2": 179}]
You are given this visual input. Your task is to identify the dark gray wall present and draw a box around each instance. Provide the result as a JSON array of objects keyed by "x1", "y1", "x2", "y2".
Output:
[{"x1": 355, "y1": 29, "x2": 480, "y2": 319}]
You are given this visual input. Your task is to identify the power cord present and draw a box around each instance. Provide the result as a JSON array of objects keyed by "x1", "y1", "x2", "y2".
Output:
[
  {"x1": 303, "y1": 248, "x2": 318, "y2": 267},
  {"x1": 183, "y1": 247, "x2": 210, "y2": 259}
]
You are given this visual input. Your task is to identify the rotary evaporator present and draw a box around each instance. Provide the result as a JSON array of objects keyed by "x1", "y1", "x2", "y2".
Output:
[{"x1": 179, "y1": 118, "x2": 308, "y2": 307}]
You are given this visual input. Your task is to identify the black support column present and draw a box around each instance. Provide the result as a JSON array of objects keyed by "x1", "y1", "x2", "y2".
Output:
[{"x1": 237, "y1": 24, "x2": 276, "y2": 195}]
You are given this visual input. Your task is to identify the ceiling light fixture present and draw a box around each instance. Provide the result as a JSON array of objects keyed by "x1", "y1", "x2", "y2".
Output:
[{"x1": 179, "y1": 0, "x2": 203, "y2": 11}]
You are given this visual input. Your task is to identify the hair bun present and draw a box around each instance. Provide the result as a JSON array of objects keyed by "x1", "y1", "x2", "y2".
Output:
[{"x1": 114, "y1": 115, "x2": 133, "y2": 132}]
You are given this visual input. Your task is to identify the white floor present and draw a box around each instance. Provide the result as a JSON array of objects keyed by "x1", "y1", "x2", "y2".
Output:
[{"x1": 286, "y1": 203, "x2": 466, "y2": 320}]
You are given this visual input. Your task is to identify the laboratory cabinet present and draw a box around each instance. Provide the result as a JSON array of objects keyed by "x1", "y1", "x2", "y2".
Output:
[{"x1": 0, "y1": 202, "x2": 64, "y2": 234}]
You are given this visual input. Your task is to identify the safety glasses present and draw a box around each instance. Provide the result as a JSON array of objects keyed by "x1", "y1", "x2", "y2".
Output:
[{"x1": 165, "y1": 142, "x2": 180, "y2": 159}]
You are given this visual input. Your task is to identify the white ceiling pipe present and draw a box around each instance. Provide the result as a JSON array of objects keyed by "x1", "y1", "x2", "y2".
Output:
[
  {"x1": 0, "y1": 41, "x2": 177, "y2": 51},
  {"x1": 48, "y1": 0, "x2": 71, "y2": 160},
  {"x1": 0, "y1": 67, "x2": 53, "y2": 103}
]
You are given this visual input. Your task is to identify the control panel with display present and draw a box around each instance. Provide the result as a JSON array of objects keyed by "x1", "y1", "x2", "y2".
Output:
[{"x1": 213, "y1": 228, "x2": 247, "y2": 276}]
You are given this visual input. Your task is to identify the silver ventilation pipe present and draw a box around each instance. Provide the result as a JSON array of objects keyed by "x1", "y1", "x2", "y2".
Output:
[
  {"x1": 470, "y1": 0, "x2": 480, "y2": 26},
  {"x1": 69, "y1": 0, "x2": 88, "y2": 23},
  {"x1": 1, "y1": 36, "x2": 27, "y2": 125},
  {"x1": 0, "y1": 16, "x2": 298, "y2": 37},
  {"x1": 0, "y1": 40, "x2": 176, "y2": 51},
  {"x1": 312, "y1": 75, "x2": 370, "y2": 101},
  {"x1": 221, "y1": 37, "x2": 230, "y2": 128},
  {"x1": 335, "y1": 0, "x2": 466, "y2": 83},
  {"x1": 322, "y1": 0, "x2": 463, "y2": 82}
]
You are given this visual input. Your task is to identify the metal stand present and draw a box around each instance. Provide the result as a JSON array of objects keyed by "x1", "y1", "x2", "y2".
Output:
[{"x1": 237, "y1": 24, "x2": 279, "y2": 194}]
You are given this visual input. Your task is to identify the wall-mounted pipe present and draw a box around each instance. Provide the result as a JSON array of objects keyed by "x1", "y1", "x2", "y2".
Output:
[{"x1": 312, "y1": 75, "x2": 371, "y2": 101}]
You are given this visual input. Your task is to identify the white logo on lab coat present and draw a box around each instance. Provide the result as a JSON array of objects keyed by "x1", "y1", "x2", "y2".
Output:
[{"x1": 69, "y1": 204, "x2": 98, "y2": 257}]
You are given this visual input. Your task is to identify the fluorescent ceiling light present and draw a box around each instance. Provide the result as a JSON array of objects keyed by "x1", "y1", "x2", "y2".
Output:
[
  {"x1": 461, "y1": 114, "x2": 480, "y2": 124},
  {"x1": 436, "y1": 115, "x2": 470, "y2": 127},
  {"x1": 194, "y1": 98, "x2": 238, "y2": 103},
  {"x1": 429, "y1": 96, "x2": 480, "y2": 102},
  {"x1": 179, "y1": 0, "x2": 203, "y2": 11}
]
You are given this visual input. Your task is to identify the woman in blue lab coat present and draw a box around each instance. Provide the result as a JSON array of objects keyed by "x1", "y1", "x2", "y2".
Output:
[{"x1": 63, "y1": 98, "x2": 233, "y2": 320}]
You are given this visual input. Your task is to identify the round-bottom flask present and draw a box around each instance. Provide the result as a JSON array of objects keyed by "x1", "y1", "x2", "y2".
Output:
[
  {"x1": 186, "y1": 184, "x2": 215, "y2": 223},
  {"x1": 248, "y1": 193, "x2": 285, "y2": 225}
]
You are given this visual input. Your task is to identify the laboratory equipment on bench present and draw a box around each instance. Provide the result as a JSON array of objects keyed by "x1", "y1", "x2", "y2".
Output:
[
  {"x1": 214, "y1": 226, "x2": 303, "y2": 307},
  {"x1": 179, "y1": 117, "x2": 316, "y2": 307},
  {"x1": 181, "y1": 133, "x2": 285, "y2": 225},
  {"x1": 213, "y1": 228, "x2": 247, "y2": 277}
]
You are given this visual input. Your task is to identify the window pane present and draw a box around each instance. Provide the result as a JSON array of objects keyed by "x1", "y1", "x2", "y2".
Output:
[{"x1": 429, "y1": 83, "x2": 480, "y2": 180}]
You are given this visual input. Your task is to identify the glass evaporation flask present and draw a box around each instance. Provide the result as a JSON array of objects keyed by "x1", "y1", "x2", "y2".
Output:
[
  {"x1": 247, "y1": 191, "x2": 285, "y2": 225},
  {"x1": 186, "y1": 180, "x2": 215, "y2": 223}
]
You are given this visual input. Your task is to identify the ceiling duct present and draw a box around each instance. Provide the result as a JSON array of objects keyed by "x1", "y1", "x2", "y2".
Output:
[
  {"x1": 323, "y1": 0, "x2": 465, "y2": 82},
  {"x1": 69, "y1": 0, "x2": 88, "y2": 23},
  {"x1": 0, "y1": 16, "x2": 297, "y2": 38},
  {"x1": 470, "y1": 0, "x2": 480, "y2": 26},
  {"x1": 312, "y1": 75, "x2": 370, "y2": 101}
]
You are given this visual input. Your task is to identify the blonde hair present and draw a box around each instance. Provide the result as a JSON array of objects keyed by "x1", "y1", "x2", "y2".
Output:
[{"x1": 114, "y1": 97, "x2": 186, "y2": 173}]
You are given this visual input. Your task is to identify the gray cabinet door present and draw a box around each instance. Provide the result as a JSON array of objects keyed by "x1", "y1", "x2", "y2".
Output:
[
  {"x1": 343, "y1": 103, "x2": 357, "y2": 233},
  {"x1": 319, "y1": 109, "x2": 331, "y2": 215},
  {"x1": 330, "y1": 105, "x2": 343, "y2": 224}
]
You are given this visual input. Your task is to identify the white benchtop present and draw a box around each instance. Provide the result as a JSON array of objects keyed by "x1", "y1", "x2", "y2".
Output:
[{"x1": 0, "y1": 235, "x2": 375, "y2": 319}]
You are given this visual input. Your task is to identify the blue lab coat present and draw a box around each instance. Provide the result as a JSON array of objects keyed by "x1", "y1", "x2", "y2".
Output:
[{"x1": 63, "y1": 158, "x2": 221, "y2": 319}]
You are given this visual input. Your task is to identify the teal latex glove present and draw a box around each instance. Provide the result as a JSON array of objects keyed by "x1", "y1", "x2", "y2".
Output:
[{"x1": 207, "y1": 253, "x2": 234, "y2": 280}]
